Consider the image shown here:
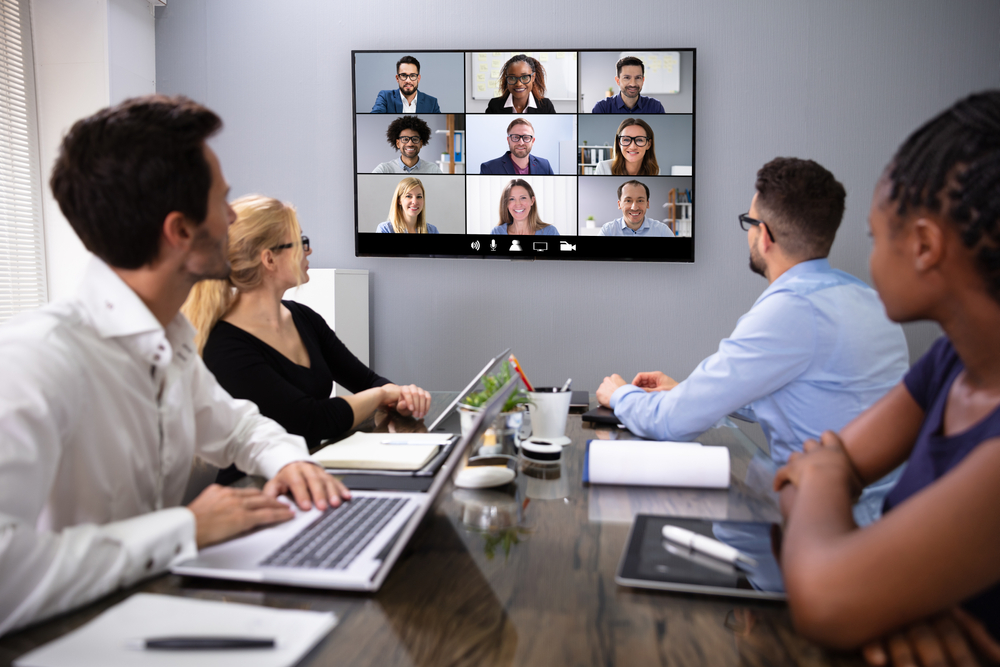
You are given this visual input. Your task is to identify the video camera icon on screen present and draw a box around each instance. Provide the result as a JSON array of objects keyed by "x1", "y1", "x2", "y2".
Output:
[{"x1": 560, "y1": 241, "x2": 577, "y2": 252}]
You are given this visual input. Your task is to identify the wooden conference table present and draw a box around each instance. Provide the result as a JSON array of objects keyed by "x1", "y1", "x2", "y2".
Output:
[{"x1": 0, "y1": 393, "x2": 866, "y2": 667}]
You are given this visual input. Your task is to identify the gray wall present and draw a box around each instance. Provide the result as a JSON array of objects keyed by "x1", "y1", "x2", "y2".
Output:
[
  {"x1": 580, "y1": 50, "x2": 694, "y2": 114},
  {"x1": 579, "y1": 115, "x2": 694, "y2": 172},
  {"x1": 156, "y1": 0, "x2": 998, "y2": 392},
  {"x1": 579, "y1": 176, "x2": 692, "y2": 232},
  {"x1": 354, "y1": 51, "x2": 464, "y2": 114}
]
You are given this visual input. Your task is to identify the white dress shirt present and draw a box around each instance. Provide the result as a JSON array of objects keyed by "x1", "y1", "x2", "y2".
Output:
[
  {"x1": 399, "y1": 89, "x2": 417, "y2": 113},
  {"x1": 0, "y1": 258, "x2": 311, "y2": 635}
]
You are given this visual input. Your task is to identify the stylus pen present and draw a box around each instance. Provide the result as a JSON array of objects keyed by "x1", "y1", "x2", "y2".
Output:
[
  {"x1": 128, "y1": 636, "x2": 275, "y2": 650},
  {"x1": 662, "y1": 525, "x2": 758, "y2": 568}
]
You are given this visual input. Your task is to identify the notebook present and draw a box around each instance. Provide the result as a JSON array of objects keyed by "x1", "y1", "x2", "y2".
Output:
[{"x1": 311, "y1": 432, "x2": 448, "y2": 470}]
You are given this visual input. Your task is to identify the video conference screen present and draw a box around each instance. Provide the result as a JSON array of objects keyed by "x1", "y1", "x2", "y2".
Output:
[{"x1": 352, "y1": 49, "x2": 695, "y2": 262}]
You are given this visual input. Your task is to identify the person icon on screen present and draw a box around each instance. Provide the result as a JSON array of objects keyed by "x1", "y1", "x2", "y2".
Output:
[
  {"x1": 372, "y1": 116, "x2": 442, "y2": 174},
  {"x1": 591, "y1": 56, "x2": 665, "y2": 114},
  {"x1": 479, "y1": 118, "x2": 554, "y2": 175},
  {"x1": 600, "y1": 180, "x2": 674, "y2": 236},
  {"x1": 371, "y1": 55, "x2": 441, "y2": 114},
  {"x1": 510, "y1": 240, "x2": 522, "y2": 251}
]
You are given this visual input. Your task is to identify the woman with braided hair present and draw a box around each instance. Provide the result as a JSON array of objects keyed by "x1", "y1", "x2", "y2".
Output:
[{"x1": 774, "y1": 90, "x2": 1000, "y2": 662}]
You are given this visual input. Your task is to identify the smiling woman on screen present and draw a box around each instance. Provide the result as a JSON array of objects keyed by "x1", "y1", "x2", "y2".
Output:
[
  {"x1": 490, "y1": 179, "x2": 558, "y2": 236},
  {"x1": 594, "y1": 117, "x2": 659, "y2": 176},
  {"x1": 485, "y1": 54, "x2": 556, "y2": 115},
  {"x1": 376, "y1": 177, "x2": 438, "y2": 234},
  {"x1": 183, "y1": 195, "x2": 431, "y2": 483}
]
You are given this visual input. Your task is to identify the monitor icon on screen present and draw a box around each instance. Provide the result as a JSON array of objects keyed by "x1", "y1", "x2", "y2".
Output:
[
  {"x1": 533, "y1": 242, "x2": 548, "y2": 252},
  {"x1": 509, "y1": 240, "x2": 522, "y2": 251}
]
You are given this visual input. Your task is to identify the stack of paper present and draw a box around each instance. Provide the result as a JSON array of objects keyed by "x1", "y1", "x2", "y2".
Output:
[
  {"x1": 311, "y1": 432, "x2": 449, "y2": 471},
  {"x1": 586, "y1": 440, "x2": 730, "y2": 489},
  {"x1": 14, "y1": 593, "x2": 337, "y2": 667}
]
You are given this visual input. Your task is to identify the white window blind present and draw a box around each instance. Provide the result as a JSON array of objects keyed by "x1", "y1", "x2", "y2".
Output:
[{"x1": 0, "y1": 0, "x2": 45, "y2": 322}]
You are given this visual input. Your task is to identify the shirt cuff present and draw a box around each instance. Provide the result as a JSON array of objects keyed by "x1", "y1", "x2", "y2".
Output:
[
  {"x1": 610, "y1": 383, "x2": 644, "y2": 410},
  {"x1": 101, "y1": 507, "x2": 197, "y2": 579},
  {"x1": 251, "y1": 438, "x2": 312, "y2": 480}
]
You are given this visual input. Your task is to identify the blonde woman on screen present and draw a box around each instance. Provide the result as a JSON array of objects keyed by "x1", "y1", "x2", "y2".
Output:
[
  {"x1": 489, "y1": 178, "x2": 558, "y2": 236},
  {"x1": 594, "y1": 118, "x2": 660, "y2": 176},
  {"x1": 376, "y1": 177, "x2": 439, "y2": 233},
  {"x1": 184, "y1": 195, "x2": 430, "y2": 482}
]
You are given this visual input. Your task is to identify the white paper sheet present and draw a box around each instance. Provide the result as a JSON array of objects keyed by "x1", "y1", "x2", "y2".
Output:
[
  {"x1": 588, "y1": 440, "x2": 730, "y2": 489},
  {"x1": 15, "y1": 593, "x2": 337, "y2": 667}
]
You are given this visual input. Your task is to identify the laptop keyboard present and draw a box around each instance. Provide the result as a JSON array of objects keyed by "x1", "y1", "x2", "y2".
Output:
[{"x1": 261, "y1": 496, "x2": 408, "y2": 570}]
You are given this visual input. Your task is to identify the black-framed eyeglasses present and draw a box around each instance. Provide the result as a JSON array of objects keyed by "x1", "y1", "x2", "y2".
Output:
[
  {"x1": 397, "y1": 136, "x2": 422, "y2": 144},
  {"x1": 397, "y1": 73, "x2": 419, "y2": 81},
  {"x1": 506, "y1": 74, "x2": 533, "y2": 85},
  {"x1": 271, "y1": 234, "x2": 310, "y2": 252},
  {"x1": 507, "y1": 134, "x2": 534, "y2": 143},
  {"x1": 617, "y1": 135, "x2": 649, "y2": 147},
  {"x1": 738, "y1": 213, "x2": 775, "y2": 242}
]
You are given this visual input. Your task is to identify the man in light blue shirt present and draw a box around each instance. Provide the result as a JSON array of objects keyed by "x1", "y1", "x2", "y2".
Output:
[
  {"x1": 600, "y1": 180, "x2": 674, "y2": 237},
  {"x1": 596, "y1": 157, "x2": 909, "y2": 525}
]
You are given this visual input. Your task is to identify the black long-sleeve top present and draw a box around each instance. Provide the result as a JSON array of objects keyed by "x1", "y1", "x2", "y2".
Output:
[{"x1": 203, "y1": 301, "x2": 389, "y2": 451}]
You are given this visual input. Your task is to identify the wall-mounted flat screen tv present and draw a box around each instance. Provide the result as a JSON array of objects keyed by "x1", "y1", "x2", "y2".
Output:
[{"x1": 353, "y1": 49, "x2": 695, "y2": 262}]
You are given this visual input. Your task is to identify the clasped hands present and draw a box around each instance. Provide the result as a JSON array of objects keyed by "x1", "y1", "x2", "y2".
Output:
[
  {"x1": 596, "y1": 370, "x2": 679, "y2": 407},
  {"x1": 380, "y1": 383, "x2": 432, "y2": 420}
]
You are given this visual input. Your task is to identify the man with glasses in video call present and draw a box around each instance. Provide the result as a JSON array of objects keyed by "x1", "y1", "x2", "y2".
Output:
[
  {"x1": 372, "y1": 116, "x2": 442, "y2": 174},
  {"x1": 592, "y1": 56, "x2": 665, "y2": 114},
  {"x1": 479, "y1": 118, "x2": 554, "y2": 175},
  {"x1": 371, "y1": 55, "x2": 441, "y2": 114},
  {"x1": 596, "y1": 157, "x2": 909, "y2": 526},
  {"x1": 600, "y1": 180, "x2": 673, "y2": 236}
]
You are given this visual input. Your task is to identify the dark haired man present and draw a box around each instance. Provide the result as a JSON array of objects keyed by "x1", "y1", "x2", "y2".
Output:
[
  {"x1": 373, "y1": 115, "x2": 442, "y2": 173},
  {"x1": 597, "y1": 158, "x2": 908, "y2": 525},
  {"x1": 600, "y1": 180, "x2": 673, "y2": 236},
  {"x1": 0, "y1": 95, "x2": 348, "y2": 634},
  {"x1": 480, "y1": 118, "x2": 553, "y2": 175},
  {"x1": 592, "y1": 56, "x2": 665, "y2": 114},
  {"x1": 371, "y1": 55, "x2": 441, "y2": 114}
]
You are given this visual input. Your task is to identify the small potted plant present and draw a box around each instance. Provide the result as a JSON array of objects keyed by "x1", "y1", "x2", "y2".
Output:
[{"x1": 459, "y1": 362, "x2": 530, "y2": 455}]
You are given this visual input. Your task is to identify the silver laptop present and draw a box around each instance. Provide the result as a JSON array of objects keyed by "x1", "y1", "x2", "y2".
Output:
[
  {"x1": 172, "y1": 377, "x2": 518, "y2": 592},
  {"x1": 425, "y1": 347, "x2": 510, "y2": 431}
]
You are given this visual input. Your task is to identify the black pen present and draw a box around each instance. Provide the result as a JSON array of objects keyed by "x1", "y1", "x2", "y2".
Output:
[{"x1": 128, "y1": 636, "x2": 276, "y2": 650}]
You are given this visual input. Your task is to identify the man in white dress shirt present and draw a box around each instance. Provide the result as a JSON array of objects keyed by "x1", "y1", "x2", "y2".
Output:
[{"x1": 0, "y1": 95, "x2": 349, "y2": 634}]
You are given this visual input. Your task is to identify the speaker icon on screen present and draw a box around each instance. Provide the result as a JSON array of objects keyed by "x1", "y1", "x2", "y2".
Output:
[{"x1": 471, "y1": 240, "x2": 480, "y2": 251}]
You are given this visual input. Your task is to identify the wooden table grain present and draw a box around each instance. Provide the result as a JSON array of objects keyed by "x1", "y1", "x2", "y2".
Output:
[{"x1": 0, "y1": 396, "x2": 866, "y2": 667}]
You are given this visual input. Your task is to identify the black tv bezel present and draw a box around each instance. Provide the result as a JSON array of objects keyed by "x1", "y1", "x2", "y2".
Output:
[{"x1": 352, "y1": 48, "x2": 696, "y2": 263}]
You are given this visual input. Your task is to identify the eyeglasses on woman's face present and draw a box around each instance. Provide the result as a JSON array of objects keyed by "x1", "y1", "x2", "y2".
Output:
[
  {"x1": 506, "y1": 74, "x2": 533, "y2": 85},
  {"x1": 618, "y1": 135, "x2": 649, "y2": 147},
  {"x1": 271, "y1": 234, "x2": 310, "y2": 252}
]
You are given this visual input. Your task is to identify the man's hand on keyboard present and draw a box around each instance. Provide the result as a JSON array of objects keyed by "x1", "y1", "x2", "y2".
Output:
[
  {"x1": 188, "y1": 484, "x2": 295, "y2": 548},
  {"x1": 265, "y1": 461, "x2": 352, "y2": 512}
]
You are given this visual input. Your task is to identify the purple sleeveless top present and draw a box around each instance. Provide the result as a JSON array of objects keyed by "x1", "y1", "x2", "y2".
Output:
[{"x1": 884, "y1": 337, "x2": 1000, "y2": 638}]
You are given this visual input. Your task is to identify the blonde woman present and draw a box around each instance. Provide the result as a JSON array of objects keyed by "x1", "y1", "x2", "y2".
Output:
[
  {"x1": 489, "y1": 178, "x2": 558, "y2": 236},
  {"x1": 376, "y1": 177, "x2": 439, "y2": 233},
  {"x1": 594, "y1": 118, "x2": 660, "y2": 176},
  {"x1": 184, "y1": 195, "x2": 430, "y2": 482}
]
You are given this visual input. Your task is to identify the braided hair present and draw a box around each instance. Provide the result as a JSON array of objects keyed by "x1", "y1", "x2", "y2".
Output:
[{"x1": 888, "y1": 90, "x2": 1000, "y2": 302}]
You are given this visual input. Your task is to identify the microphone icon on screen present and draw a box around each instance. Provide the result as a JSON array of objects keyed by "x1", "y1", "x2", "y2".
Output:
[{"x1": 490, "y1": 239, "x2": 497, "y2": 251}]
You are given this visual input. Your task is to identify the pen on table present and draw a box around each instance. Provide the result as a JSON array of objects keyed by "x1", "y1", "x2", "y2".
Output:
[
  {"x1": 380, "y1": 439, "x2": 449, "y2": 445},
  {"x1": 560, "y1": 378, "x2": 572, "y2": 392},
  {"x1": 127, "y1": 636, "x2": 275, "y2": 650},
  {"x1": 662, "y1": 525, "x2": 758, "y2": 568},
  {"x1": 508, "y1": 354, "x2": 534, "y2": 391}
]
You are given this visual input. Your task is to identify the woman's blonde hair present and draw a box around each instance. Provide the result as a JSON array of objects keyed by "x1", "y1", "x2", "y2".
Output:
[
  {"x1": 387, "y1": 177, "x2": 429, "y2": 233},
  {"x1": 610, "y1": 118, "x2": 659, "y2": 176},
  {"x1": 182, "y1": 195, "x2": 303, "y2": 353},
  {"x1": 497, "y1": 178, "x2": 550, "y2": 234}
]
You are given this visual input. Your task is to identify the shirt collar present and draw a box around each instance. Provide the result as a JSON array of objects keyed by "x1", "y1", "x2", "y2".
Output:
[
  {"x1": 398, "y1": 157, "x2": 421, "y2": 172},
  {"x1": 504, "y1": 92, "x2": 537, "y2": 110},
  {"x1": 77, "y1": 257, "x2": 198, "y2": 369},
  {"x1": 756, "y1": 257, "x2": 833, "y2": 302},
  {"x1": 618, "y1": 216, "x2": 649, "y2": 233},
  {"x1": 614, "y1": 92, "x2": 639, "y2": 111}
]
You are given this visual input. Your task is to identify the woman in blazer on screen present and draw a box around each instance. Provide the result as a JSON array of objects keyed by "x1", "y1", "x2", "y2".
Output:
[{"x1": 485, "y1": 55, "x2": 556, "y2": 114}]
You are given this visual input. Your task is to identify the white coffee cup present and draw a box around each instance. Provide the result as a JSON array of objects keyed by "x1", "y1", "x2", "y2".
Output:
[{"x1": 527, "y1": 388, "x2": 572, "y2": 440}]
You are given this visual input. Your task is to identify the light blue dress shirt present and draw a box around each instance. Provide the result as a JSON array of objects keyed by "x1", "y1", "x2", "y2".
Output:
[
  {"x1": 375, "y1": 221, "x2": 439, "y2": 234},
  {"x1": 600, "y1": 216, "x2": 674, "y2": 237},
  {"x1": 609, "y1": 258, "x2": 910, "y2": 525}
]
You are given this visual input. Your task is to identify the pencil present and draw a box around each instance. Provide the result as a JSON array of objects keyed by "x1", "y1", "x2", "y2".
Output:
[{"x1": 508, "y1": 354, "x2": 534, "y2": 391}]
